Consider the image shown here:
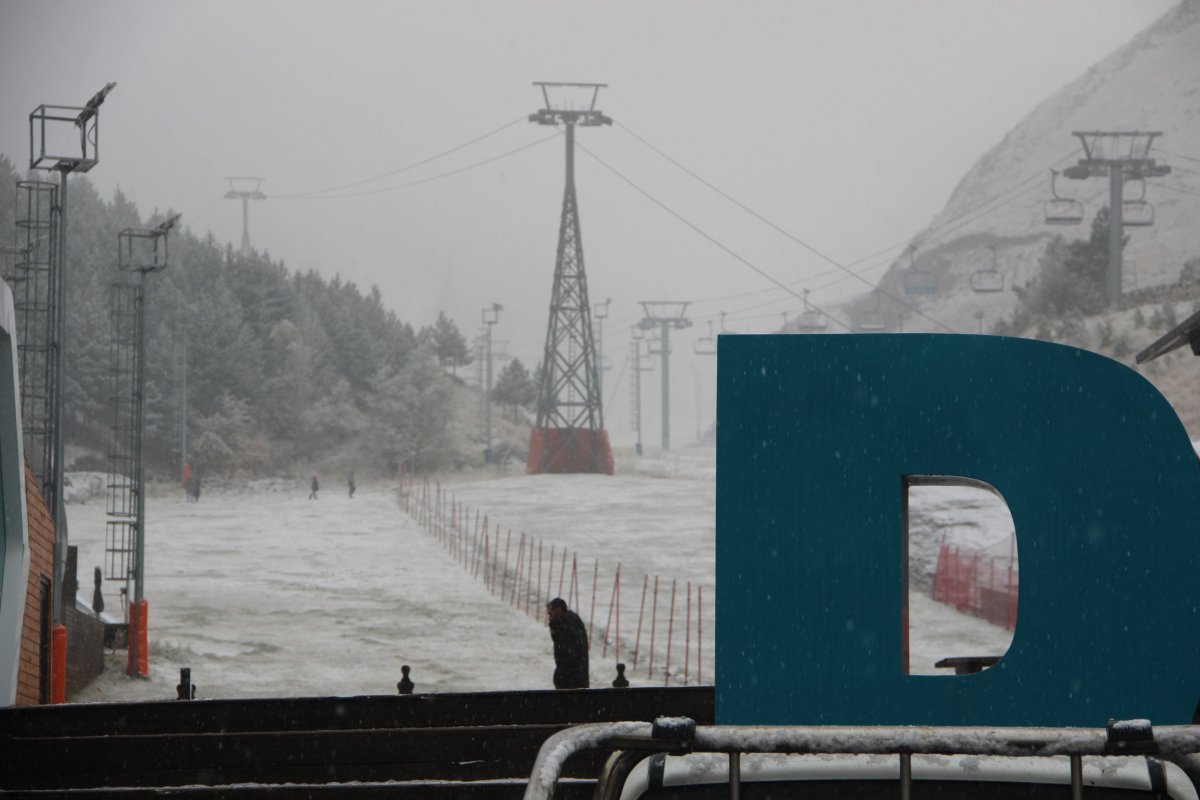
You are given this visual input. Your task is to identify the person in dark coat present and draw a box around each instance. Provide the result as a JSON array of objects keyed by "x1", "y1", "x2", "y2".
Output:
[
  {"x1": 347, "y1": 471, "x2": 356, "y2": 498},
  {"x1": 309, "y1": 473, "x2": 319, "y2": 500},
  {"x1": 546, "y1": 597, "x2": 589, "y2": 689}
]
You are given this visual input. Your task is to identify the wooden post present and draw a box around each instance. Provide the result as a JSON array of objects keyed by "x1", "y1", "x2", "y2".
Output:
[
  {"x1": 697, "y1": 585, "x2": 703, "y2": 685},
  {"x1": 647, "y1": 576, "x2": 659, "y2": 679},
  {"x1": 633, "y1": 574, "x2": 648, "y2": 670},
  {"x1": 589, "y1": 559, "x2": 599, "y2": 650},
  {"x1": 664, "y1": 579, "x2": 677, "y2": 686},
  {"x1": 684, "y1": 580, "x2": 691, "y2": 686}
]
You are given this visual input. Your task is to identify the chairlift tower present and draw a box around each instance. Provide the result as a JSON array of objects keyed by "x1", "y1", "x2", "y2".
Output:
[
  {"x1": 526, "y1": 82, "x2": 614, "y2": 475},
  {"x1": 629, "y1": 326, "x2": 655, "y2": 456},
  {"x1": 1060, "y1": 131, "x2": 1171, "y2": 309},
  {"x1": 638, "y1": 301, "x2": 691, "y2": 451},
  {"x1": 107, "y1": 213, "x2": 179, "y2": 678},
  {"x1": 224, "y1": 177, "x2": 266, "y2": 252},
  {"x1": 28, "y1": 82, "x2": 115, "y2": 623}
]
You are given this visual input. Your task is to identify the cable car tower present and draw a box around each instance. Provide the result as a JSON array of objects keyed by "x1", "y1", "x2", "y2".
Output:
[{"x1": 526, "y1": 82, "x2": 614, "y2": 475}]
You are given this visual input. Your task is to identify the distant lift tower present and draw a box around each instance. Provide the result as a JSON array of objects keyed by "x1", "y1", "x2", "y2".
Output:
[
  {"x1": 1061, "y1": 131, "x2": 1170, "y2": 309},
  {"x1": 526, "y1": 82, "x2": 614, "y2": 475},
  {"x1": 29, "y1": 82, "x2": 116, "y2": 624},
  {"x1": 638, "y1": 302, "x2": 692, "y2": 451},
  {"x1": 225, "y1": 177, "x2": 266, "y2": 252}
]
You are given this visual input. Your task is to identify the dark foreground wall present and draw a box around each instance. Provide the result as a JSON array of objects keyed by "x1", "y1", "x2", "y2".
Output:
[{"x1": 0, "y1": 685, "x2": 714, "y2": 799}]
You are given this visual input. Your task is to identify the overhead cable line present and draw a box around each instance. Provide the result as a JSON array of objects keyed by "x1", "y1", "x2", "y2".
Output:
[
  {"x1": 668, "y1": 140, "x2": 1078, "y2": 313},
  {"x1": 575, "y1": 142, "x2": 858, "y2": 332},
  {"x1": 617, "y1": 122, "x2": 1082, "y2": 331},
  {"x1": 273, "y1": 133, "x2": 561, "y2": 200},
  {"x1": 270, "y1": 115, "x2": 529, "y2": 198},
  {"x1": 1153, "y1": 146, "x2": 1200, "y2": 166},
  {"x1": 1157, "y1": 182, "x2": 1200, "y2": 198}
]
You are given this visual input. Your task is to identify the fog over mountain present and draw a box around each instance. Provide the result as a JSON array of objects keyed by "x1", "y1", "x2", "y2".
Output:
[{"x1": 826, "y1": 0, "x2": 1200, "y2": 433}]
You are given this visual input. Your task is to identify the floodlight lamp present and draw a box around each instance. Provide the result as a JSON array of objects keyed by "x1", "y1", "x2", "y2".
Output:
[{"x1": 156, "y1": 213, "x2": 182, "y2": 234}]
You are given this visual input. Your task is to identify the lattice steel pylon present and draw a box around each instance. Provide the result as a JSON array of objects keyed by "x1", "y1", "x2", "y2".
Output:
[
  {"x1": 106, "y1": 214, "x2": 178, "y2": 677},
  {"x1": 526, "y1": 82, "x2": 614, "y2": 475}
]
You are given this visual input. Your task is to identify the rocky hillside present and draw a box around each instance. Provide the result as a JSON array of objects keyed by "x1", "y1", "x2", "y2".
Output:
[{"x1": 831, "y1": 0, "x2": 1200, "y2": 436}]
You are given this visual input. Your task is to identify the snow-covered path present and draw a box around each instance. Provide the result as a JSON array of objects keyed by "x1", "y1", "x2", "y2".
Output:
[{"x1": 64, "y1": 448, "x2": 1013, "y2": 703}]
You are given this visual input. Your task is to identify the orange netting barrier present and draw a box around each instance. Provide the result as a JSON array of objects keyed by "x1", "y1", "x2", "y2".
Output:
[{"x1": 932, "y1": 541, "x2": 1018, "y2": 629}]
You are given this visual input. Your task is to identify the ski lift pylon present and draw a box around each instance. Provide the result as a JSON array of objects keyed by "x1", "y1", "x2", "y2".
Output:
[{"x1": 1044, "y1": 169, "x2": 1085, "y2": 225}]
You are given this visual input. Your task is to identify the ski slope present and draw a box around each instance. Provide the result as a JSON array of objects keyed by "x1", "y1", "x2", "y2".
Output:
[{"x1": 63, "y1": 447, "x2": 1013, "y2": 702}]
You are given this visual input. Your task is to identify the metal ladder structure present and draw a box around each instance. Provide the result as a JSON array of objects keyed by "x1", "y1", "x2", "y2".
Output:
[
  {"x1": 104, "y1": 282, "x2": 141, "y2": 595},
  {"x1": 8, "y1": 180, "x2": 59, "y2": 496}
]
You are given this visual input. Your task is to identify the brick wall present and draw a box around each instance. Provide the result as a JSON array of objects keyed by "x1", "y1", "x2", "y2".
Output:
[
  {"x1": 16, "y1": 462, "x2": 54, "y2": 706},
  {"x1": 64, "y1": 603, "x2": 105, "y2": 697}
]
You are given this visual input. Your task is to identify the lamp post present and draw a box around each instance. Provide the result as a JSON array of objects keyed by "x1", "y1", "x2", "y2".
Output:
[{"x1": 483, "y1": 303, "x2": 502, "y2": 463}]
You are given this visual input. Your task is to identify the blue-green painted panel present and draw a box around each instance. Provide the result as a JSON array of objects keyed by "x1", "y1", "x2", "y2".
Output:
[{"x1": 716, "y1": 334, "x2": 1200, "y2": 726}]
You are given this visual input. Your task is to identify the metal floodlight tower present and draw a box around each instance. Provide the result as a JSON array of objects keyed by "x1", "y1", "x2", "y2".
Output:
[
  {"x1": 28, "y1": 82, "x2": 115, "y2": 623},
  {"x1": 1060, "y1": 131, "x2": 1171, "y2": 309},
  {"x1": 108, "y1": 213, "x2": 179, "y2": 678},
  {"x1": 224, "y1": 177, "x2": 267, "y2": 252},
  {"x1": 638, "y1": 301, "x2": 692, "y2": 451},
  {"x1": 482, "y1": 303, "x2": 502, "y2": 464},
  {"x1": 526, "y1": 82, "x2": 615, "y2": 475}
]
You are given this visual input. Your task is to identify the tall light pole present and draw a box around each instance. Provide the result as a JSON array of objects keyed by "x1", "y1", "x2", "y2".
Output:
[
  {"x1": 117, "y1": 212, "x2": 179, "y2": 677},
  {"x1": 483, "y1": 303, "x2": 502, "y2": 464},
  {"x1": 594, "y1": 297, "x2": 611, "y2": 398},
  {"x1": 29, "y1": 82, "x2": 115, "y2": 623}
]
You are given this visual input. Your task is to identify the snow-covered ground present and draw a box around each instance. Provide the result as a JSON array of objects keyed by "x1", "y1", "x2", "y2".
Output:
[{"x1": 64, "y1": 447, "x2": 1014, "y2": 703}]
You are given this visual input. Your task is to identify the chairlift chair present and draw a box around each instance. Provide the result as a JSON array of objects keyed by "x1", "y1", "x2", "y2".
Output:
[
  {"x1": 857, "y1": 312, "x2": 887, "y2": 332},
  {"x1": 796, "y1": 289, "x2": 827, "y2": 332},
  {"x1": 970, "y1": 270, "x2": 1004, "y2": 293},
  {"x1": 904, "y1": 271, "x2": 937, "y2": 294},
  {"x1": 970, "y1": 245, "x2": 1005, "y2": 293},
  {"x1": 1122, "y1": 179, "x2": 1155, "y2": 227},
  {"x1": 796, "y1": 310, "x2": 827, "y2": 332},
  {"x1": 857, "y1": 291, "x2": 888, "y2": 331},
  {"x1": 1044, "y1": 169, "x2": 1084, "y2": 225},
  {"x1": 693, "y1": 322, "x2": 716, "y2": 355}
]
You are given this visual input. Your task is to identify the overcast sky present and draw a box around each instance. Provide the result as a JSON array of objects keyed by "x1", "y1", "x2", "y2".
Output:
[{"x1": 0, "y1": 0, "x2": 1176, "y2": 446}]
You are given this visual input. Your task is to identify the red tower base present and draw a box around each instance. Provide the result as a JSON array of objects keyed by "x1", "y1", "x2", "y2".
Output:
[{"x1": 527, "y1": 427, "x2": 614, "y2": 475}]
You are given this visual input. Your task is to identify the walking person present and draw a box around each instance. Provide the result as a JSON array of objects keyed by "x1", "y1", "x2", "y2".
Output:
[
  {"x1": 347, "y1": 470, "x2": 356, "y2": 499},
  {"x1": 309, "y1": 473, "x2": 319, "y2": 500},
  {"x1": 546, "y1": 597, "x2": 589, "y2": 689}
]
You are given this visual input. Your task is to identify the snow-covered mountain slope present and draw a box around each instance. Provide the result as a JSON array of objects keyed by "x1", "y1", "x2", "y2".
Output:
[{"x1": 833, "y1": 0, "x2": 1200, "y2": 337}]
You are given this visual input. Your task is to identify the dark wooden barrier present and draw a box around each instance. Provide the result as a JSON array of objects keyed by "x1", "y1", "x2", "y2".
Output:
[{"x1": 0, "y1": 686, "x2": 714, "y2": 798}]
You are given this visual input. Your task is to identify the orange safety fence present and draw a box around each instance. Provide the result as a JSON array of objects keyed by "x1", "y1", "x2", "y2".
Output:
[
  {"x1": 396, "y1": 473, "x2": 711, "y2": 686},
  {"x1": 932, "y1": 540, "x2": 1018, "y2": 630}
]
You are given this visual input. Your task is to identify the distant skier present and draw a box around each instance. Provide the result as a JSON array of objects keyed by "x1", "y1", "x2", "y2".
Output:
[
  {"x1": 309, "y1": 473, "x2": 319, "y2": 500},
  {"x1": 347, "y1": 471, "x2": 356, "y2": 499},
  {"x1": 546, "y1": 597, "x2": 589, "y2": 689}
]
